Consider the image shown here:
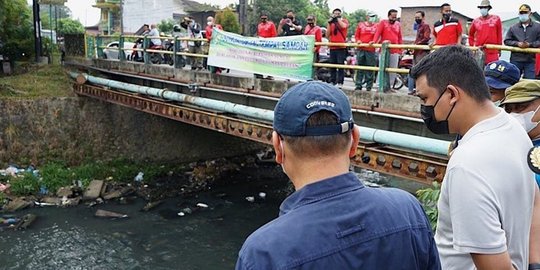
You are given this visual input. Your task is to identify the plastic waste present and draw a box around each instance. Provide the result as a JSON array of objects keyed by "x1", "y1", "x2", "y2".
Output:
[
  {"x1": 258, "y1": 192, "x2": 266, "y2": 199},
  {"x1": 39, "y1": 186, "x2": 48, "y2": 195},
  {"x1": 177, "y1": 212, "x2": 185, "y2": 216},
  {"x1": 245, "y1": 196, "x2": 255, "y2": 203},
  {"x1": 5, "y1": 166, "x2": 18, "y2": 176},
  {"x1": 0, "y1": 183, "x2": 10, "y2": 192},
  {"x1": 134, "y1": 172, "x2": 144, "y2": 182},
  {"x1": 196, "y1": 203, "x2": 208, "y2": 208}
]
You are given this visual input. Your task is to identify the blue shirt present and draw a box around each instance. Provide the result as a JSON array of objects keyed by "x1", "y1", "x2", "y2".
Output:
[{"x1": 236, "y1": 172, "x2": 441, "y2": 270}]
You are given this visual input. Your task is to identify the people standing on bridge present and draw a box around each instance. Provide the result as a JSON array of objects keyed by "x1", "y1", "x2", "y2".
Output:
[
  {"x1": 205, "y1": 16, "x2": 223, "y2": 74},
  {"x1": 504, "y1": 4, "x2": 540, "y2": 79},
  {"x1": 147, "y1": 24, "x2": 162, "y2": 47},
  {"x1": 327, "y1": 8, "x2": 349, "y2": 88},
  {"x1": 278, "y1": 10, "x2": 302, "y2": 37},
  {"x1": 182, "y1": 17, "x2": 203, "y2": 71},
  {"x1": 411, "y1": 45, "x2": 540, "y2": 270},
  {"x1": 483, "y1": 60, "x2": 521, "y2": 104},
  {"x1": 353, "y1": 12, "x2": 378, "y2": 91},
  {"x1": 432, "y1": 3, "x2": 462, "y2": 46},
  {"x1": 236, "y1": 81, "x2": 441, "y2": 270},
  {"x1": 408, "y1": 10, "x2": 431, "y2": 95},
  {"x1": 501, "y1": 80, "x2": 540, "y2": 188},
  {"x1": 256, "y1": 11, "x2": 277, "y2": 80},
  {"x1": 371, "y1": 9, "x2": 403, "y2": 92},
  {"x1": 468, "y1": 0, "x2": 502, "y2": 65},
  {"x1": 303, "y1": 15, "x2": 322, "y2": 79}
]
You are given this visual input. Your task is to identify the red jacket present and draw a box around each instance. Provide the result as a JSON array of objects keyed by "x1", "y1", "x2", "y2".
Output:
[
  {"x1": 433, "y1": 18, "x2": 462, "y2": 45},
  {"x1": 205, "y1": 24, "x2": 223, "y2": 41},
  {"x1": 373, "y1": 20, "x2": 403, "y2": 54},
  {"x1": 304, "y1": 24, "x2": 322, "y2": 52},
  {"x1": 468, "y1": 15, "x2": 502, "y2": 54},
  {"x1": 328, "y1": 18, "x2": 349, "y2": 50},
  {"x1": 258, "y1": 21, "x2": 277, "y2": 38},
  {"x1": 355, "y1": 22, "x2": 377, "y2": 52}
]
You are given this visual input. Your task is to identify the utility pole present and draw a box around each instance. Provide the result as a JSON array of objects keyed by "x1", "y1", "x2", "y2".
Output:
[
  {"x1": 239, "y1": 0, "x2": 246, "y2": 35},
  {"x1": 32, "y1": 0, "x2": 43, "y2": 62}
]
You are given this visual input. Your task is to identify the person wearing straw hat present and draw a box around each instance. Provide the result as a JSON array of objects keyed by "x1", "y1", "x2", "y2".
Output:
[
  {"x1": 469, "y1": 0, "x2": 502, "y2": 65},
  {"x1": 504, "y1": 4, "x2": 540, "y2": 79}
]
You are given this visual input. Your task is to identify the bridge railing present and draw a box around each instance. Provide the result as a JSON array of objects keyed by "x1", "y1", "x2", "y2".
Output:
[{"x1": 88, "y1": 34, "x2": 540, "y2": 91}]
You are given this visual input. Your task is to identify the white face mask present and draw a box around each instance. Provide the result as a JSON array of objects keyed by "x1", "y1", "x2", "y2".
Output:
[
  {"x1": 480, "y1": 8, "x2": 489, "y2": 17},
  {"x1": 510, "y1": 110, "x2": 539, "y2": 132},
  {"x1": 207, "y1": 21, "x2": 213, "y2": 26},
  {"x1": 493, "y1": 100, "x2": 502, "y2": 107}
]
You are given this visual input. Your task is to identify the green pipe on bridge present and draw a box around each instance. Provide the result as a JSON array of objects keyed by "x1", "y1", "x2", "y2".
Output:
[{"x1": 70, "y1": 72, "x2": 451, "y2": 156}]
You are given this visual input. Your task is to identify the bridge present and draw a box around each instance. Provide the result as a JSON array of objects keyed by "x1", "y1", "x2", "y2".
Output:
[{"x1": 64, "y1": 34, "x2": 540, "y2": 186}]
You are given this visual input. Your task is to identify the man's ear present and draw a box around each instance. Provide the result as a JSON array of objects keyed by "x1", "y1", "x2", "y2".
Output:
[
  {"x1": 272, "y1": 131, "x2": 283, "y2": 164},
  {"x1": 447, "y1": 85, "x2": 461, "y2": 105},
  {"x1": 349, "y1": 125, "x2": 360, "y2": 158}
]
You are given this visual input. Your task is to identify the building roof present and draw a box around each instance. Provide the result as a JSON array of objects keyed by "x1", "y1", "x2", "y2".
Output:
[
  {"x1": 175, "y1": 0, "x2": 219, "y2": 12},
  {"x1": 401, "y1": 6, "x2": 473, "y2": 21},
  {"x1": 502, "y1": 12, "x2": 540, "y2": 24}
]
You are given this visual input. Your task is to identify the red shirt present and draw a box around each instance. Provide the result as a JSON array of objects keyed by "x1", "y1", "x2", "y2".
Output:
[
  {"x1": 257, "y1": 21, "x2": 277, "y2": 38},
  {"x1": 328, "y1": 18, "x2": 349, "y2": 50},
  {"x1": 536, "y1": 54, "x2": 540, "y2": 77},
  {"x1": 355, "y1": 22, "x2": 377, "y2": 52},
  {"x1": 468, "y1": 15, "x2": 502, "y2": 54},
  {"x1": 433, "y1": 18, "x2": 462, "y2": 45},
  {"x1": 304, "y1": 24, "x2": 322, "y2": 52},
  {"x1": 205, "y1": 24, "x2": 223, "y2": 41},
  {"x1": 373, "y1": 20, "x2": 403, "y2": 54}
]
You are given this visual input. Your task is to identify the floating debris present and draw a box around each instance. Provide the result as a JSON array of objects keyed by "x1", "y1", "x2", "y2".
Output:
[
  {"x1": 95, "y1": 209, "x2": 128, "y2": 219},
  {"x1": 196, "y1": 203, "x2": 208, "y2": 208},
  {"x1": 245, "y1": 196, "x2": 255, "y2": 203}
]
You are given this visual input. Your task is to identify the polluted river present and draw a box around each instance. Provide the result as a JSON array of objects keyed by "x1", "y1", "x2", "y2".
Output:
[{"x1": 0, "y1": 154, "x2": 406, "y2": 270}]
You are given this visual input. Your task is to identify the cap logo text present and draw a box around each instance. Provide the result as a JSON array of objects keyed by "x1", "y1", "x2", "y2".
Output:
[{"x1": 306, "y1": 100, "x2": 336, "y2": 109}]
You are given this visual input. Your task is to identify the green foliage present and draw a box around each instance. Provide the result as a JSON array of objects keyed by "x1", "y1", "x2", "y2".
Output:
[
  {"x1": 0, "y1": 0, "x2": 34, "y2": 62},
  {"x1": 40, "y1": 162, "x2": 74, "y2": 193},
  {"x1": 57, "y1": 18, "x2": 84, "y2": 35},
  {"x1": 158, "y1": 18, "x2": 175, "y2": 34},
  {"x1": 10, "y1": 172, "x2": 40, "y2": 196},
  {"x1": 416, "y1": 181, "x2": 441, "y2": 232},
  {"x1": 216, "y1": 8, "x2": 241, "y2": 34}
]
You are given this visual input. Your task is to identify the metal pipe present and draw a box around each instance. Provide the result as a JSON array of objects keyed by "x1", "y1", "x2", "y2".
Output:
[
  {"x1": 71, "y1": 72, "x2": 274, "y2": 122},
  {"x1": 70, "y1": 72, "x2": 451, "y2": 155}
]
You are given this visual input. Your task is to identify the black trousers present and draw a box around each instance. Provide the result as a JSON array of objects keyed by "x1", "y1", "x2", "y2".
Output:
[{"x1": 329, "y1": 48, "x2": 347, "y2": 84}]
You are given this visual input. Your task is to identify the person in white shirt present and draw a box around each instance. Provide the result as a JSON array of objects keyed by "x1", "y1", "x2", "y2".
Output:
[
  {"x1": 411, "y1": 45, "x2": 540, "y2": 270},
  {"x1": 147, "y1": 24, "x2": 162, "y2": 47}
]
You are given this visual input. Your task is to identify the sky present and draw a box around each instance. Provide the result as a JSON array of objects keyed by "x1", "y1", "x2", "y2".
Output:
[{"x1": 30, "y1": 0, "x2": 535, "y2": 26}]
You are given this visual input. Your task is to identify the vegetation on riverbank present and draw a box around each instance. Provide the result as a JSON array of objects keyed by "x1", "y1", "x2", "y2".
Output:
[
  {"x1": 1, "y1": 160, "x2": 189, "y2": 197},
  {"x1": 416, "y1": 181, "x2": 441, "y2": 231},
  {"x1": 0, "y1": 64, "x2": 73, "y2": 98}
]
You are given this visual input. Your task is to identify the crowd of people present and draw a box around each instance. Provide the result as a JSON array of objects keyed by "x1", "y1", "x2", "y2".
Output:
[{"x1": 254, "y1": 1, "x2": 540, "y2": 93}]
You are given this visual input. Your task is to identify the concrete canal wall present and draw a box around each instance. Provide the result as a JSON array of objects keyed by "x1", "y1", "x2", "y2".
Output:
[{"x1": 0, "y1": 97, "x2": 264, "y2": 166}]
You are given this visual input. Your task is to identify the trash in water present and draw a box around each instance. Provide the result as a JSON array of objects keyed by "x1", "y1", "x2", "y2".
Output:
[
  {"x1": 5, "y1": 166, "x2": 18, "y2": 176},
  {"x1": 134, "y1": 172, "x2": 144, "y2": 182},
  {"x1": 177, "y1": 212, "x2": 185, "y2": 217},
  {"x1": 196, "y1": 203, "x2": 208, "y2": 208},
  {"x1": 258, "y1": 192, "x2": 266, "y2": 199},
  {"x1": 142, "y1": 200, "x2": 163, "y2": 212},
  {"x1": 245, "y1": 196, "x2": 255, "y2": 203},
  {"x1": 95, "y1": 209, "x2": 128, "y2": 219},
  {"x1": 0, "y1": 214, "x2": 37, "y2": 231}
]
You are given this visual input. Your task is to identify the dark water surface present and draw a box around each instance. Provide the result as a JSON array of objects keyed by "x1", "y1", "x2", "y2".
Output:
[{"x1": 0, "y1": 169, "x2": 291, "y2": 270}]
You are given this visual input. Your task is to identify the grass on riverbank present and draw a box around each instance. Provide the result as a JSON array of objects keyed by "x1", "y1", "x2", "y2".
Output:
[
  {"x1": 0, "y1": 63, "x2": 73, "y2": 98},
  {"x1": 1, "y1": 160, "x2": 189, "y2": 196}
]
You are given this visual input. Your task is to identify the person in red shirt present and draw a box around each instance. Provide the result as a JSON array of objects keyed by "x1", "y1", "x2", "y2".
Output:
[
  {"x1": 371, "y1": 9, "x2": 403, "y2": 92},
  {"x1": 256, "y1": 12, "x2": 277, "y2": 79},
  {"x1": 536, "y1": 54, "x2": 540, "y2": 79},
  {"x1": 433, "y1": 3, "x2": 462, "y2": 46},
  {"x1": 354, "y1": 13, "x2": 378, "y2": 91},
  {"x1": 205, "y1": 16, "x2": 223, "y2": 74},
  {"x1": 257, "y1": 12, "x2": 277, "y2": 38},
  {"x1": 468, "y1": 0, "x2": 502, "y2": 65},
  {"x1": 304, "y1": 14, "x2": 322, "y2": 79},
  {"x1": 326, "y1": 8, "x2": 349, "y2": 87}
]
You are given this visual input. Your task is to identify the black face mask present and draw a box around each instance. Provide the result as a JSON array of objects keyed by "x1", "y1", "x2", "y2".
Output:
[
  {"x1": 415, "y1": 18, "x2": 423, "y2": 25},
  {"x1": 389, "y1": 19, "x2": 396, "y2": 24},
  {"x1": 421, "y1": 88, "x2": 456, "y2": 135},
  {"x1": 287, "y1": 16, "x2": 294, "y2": 20},
  {"x1": 443, "y1": 13, "x2": 452, "y2": 22}
]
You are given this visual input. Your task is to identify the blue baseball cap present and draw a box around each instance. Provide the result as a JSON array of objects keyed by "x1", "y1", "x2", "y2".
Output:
[
  {"x1": 273, "y1": 81, "x2": 354, "y2": 136},
  {"x1": 484, "y1": 60, "x2": 521, "y2": 90}
]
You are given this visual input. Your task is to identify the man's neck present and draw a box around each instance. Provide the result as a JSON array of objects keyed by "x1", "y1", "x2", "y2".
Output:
[
  {"x1": 457, "y1": 100, "x2": 499, "y2": 136},
  {"x1": 286, "y1": 156, "x2": 351, "y2": 191}
]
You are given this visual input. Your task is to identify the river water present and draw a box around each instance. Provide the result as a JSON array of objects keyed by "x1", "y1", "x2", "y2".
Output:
[{"x1": 0, "y1": 167, "x2": 406, "y2": 270}]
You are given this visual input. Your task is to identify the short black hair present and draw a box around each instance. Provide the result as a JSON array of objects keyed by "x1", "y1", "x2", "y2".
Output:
[
  {"x1": 260, "y1": 11, "x2": 268, "y2": 17},
  {"x1": 410, "y1": 45, "x2": 490, "y2": 102},
  {"x1": 388, "y1": 9, "x2": 398, "y2": 16},
  {"x1": 416, "y1": 10, "x2": 425, "y2": 17},
  {"x1": 441, "y1": 3, "x2": 451, "y2": 10},
  {"x1": 286, "y1": 9, "x2": 294, "y2": 14},
  {"x1": 143, "y1": 24, "x2": 149, "y2": 28},
  {"x1": 332, "y1": 8, "x2": 342, "y2": 13}
]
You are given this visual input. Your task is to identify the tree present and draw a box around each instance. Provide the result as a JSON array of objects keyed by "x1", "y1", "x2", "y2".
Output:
[
  {"x1": 0, "y1": 0, "x2": 34, "y2": 62},
  {"x1": 57, "y1": 18, "x2": 84, "y2": 35},
  {"x1": 216, "y1": 8, "x2": 241, "y2": 34},
  {"x1": 39, "y1": 4, "x2": 72, "y2": 30},
  {"x1": 158, "y1": 18, "x2": 175, "y2": 34}
]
